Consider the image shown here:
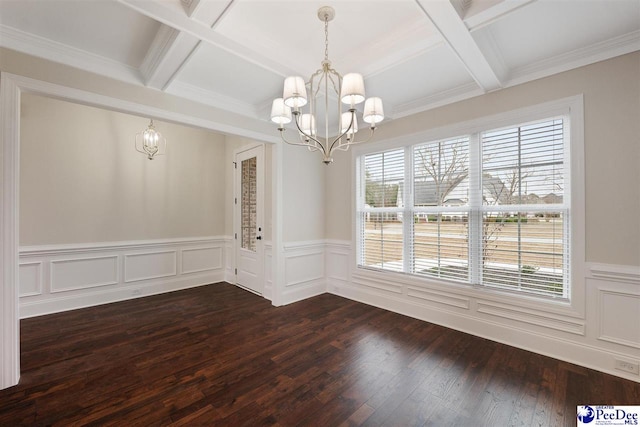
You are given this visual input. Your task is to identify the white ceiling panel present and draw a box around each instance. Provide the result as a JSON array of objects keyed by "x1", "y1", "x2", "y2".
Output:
[
  {"x1": 171, "y1": 41, "x2": 284, "y2": 106},
  {"x1": 365, "y1": 44, "x2": 476, "y2": 117},
  {"x1": 475, "y1": 0, "x2": 640, "y2": 71},
  {"x1": 0, "y1": 0, "x2": 161, "y2": 68},
  {"x1": 215, "y1": 0, "x2": 437, "y2": 78},
  {"x1": 1, "y1": 0, "x2": 638, "y2": 137}
]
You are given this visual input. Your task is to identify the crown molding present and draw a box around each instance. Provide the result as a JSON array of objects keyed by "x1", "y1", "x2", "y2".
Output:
[
  {"x1": 392, "y1": 81, "x2": 483, "y2": 119},
  {"x1": 506, "y1": 30, "x2": 640, "y2": 87},
  {"x1": 165, "y1": 79, "x2": 258, "y2": 119},
  {"x1": 0, "y1": 24, "x2": 143, "y2": 85}
]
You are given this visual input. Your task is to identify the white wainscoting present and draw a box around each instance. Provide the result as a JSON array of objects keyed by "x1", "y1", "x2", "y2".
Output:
[
  {"x1": 19, "y1": 237, "x2": 227, "y2": 318},
  {"x1": 588, "y1": 264, "x2": 640, "y2": 352},
  {"x1": 264, "y1": 241, "x2": 273, "y2": 300},
  {"x1": 281, "y1": 240, "x2": 326, "y2": 305},
  {"x1": 224, "y1": 236, "x2": 234, "y2": 284},
  {"x1": 326, "y1": 239, "x2": 640, "y2": 382}
]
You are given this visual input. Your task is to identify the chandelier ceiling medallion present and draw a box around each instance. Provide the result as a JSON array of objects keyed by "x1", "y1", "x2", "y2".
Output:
[{"x1": 270, "y1": 6, "x2": 384, "y2": 165}]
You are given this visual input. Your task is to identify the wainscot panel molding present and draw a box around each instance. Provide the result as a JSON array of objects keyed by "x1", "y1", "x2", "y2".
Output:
[
  {"x1": 586, "y1": 263, "x2": 640, "y2": 358},
  {"x1": 281, "y1": 240, "x2": 326, "y2": 305},
  {"x1": 264, "y1": 241, "x2": 273, "y2": 301},
  {"x1": 124, "y1": 251, "x2": 177, "y2": 283},
  {"x1": 18, "y1": 261, "x2": 43, "y2": 297},
  {"x1": 19, "y1": 237, "x2": 227, "y2": 318},
  {"x1": 326, "y1": 242, "x2": 640, "y2": 383},
  {"x1": 589, "y1": 263, "x2": 640, "y2": 284},
  {"x1": 52, "y1": 255, "x2": 119, "y2": 292},
  {"x1": 325, "y1": 240, "x2": 351, "y2": 292},
  {"x1": 224, "y1": 236, "x2": 234, "y2": 284}
]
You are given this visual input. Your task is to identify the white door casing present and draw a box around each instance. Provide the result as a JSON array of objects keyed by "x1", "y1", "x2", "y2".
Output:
[{"x1": 234, "y1": 144, "x2": 264, "y2": 295}]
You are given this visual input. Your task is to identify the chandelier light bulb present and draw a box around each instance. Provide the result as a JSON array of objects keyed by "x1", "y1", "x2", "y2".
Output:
[
  {"x1": 135, "y1": 119, "x2": 166, "y2": 160},
  {"x1": 300, "y1": 113, "x2": 316, "y2": 137},
  {"x1": 143, "y1": 128, "x2": 159, "y2": 149},
  {"x1": 341, "y1": 111, "x2": 358, "y2": 135}
]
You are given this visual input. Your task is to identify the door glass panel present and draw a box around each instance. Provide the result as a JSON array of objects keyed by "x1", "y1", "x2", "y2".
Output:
[{"x1": 241, "y1": 157, "x2": 257, "y2": 252}]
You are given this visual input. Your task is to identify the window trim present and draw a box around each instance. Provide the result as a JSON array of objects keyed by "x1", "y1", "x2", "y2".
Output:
[{"x1": 351, "y1": 95, "x2": 585, "y2": 316}]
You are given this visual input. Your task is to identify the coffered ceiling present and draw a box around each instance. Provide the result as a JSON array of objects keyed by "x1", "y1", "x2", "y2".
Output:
[{"x1": 1, "y1": 0, "x2": 639, "y2": 135}]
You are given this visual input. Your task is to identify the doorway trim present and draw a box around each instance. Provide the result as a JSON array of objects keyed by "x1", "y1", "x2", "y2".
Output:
[
  {"x1": 233, "y1": 143, "x2": 265, "y2": 296},
  {"x1": 0, "y1": 73, "x2": 20, "y2": 389},
  {"x1": 0, "y1": 72, "x2": 282, "y2": 389}
]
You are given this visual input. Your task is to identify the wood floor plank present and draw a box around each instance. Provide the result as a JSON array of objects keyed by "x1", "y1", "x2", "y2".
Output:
[{"x1": 0, "y1": 283, "x2": 638, "y2": 426}]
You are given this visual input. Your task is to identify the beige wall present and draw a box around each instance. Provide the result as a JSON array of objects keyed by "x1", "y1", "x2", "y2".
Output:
[
  {"x1": 282, "y1": 143, "x2": 326, "y2": 242},
  {"x1": 20, "y1": 93, "x2": 226, "y2": 245},
  {"x1": 325, "y1": 52, "x2": 640, "y2": 266},
  {"x1": 324, "y1": 150, "x2": 351, "y2": 240}
]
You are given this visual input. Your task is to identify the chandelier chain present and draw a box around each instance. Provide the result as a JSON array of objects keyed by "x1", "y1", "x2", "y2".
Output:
[{"x1": 324, "y1": 17, "x2": 329, "y2": 62}]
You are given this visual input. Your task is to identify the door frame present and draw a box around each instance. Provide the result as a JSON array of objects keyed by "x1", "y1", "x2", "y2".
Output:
[{"x1": 233, "y1": 144, "x2": 265, "y2": 296}]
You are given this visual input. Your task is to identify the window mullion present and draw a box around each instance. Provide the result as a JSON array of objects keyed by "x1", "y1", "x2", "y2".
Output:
[
  {"x1": 468, "y1": 132, "x2": 482, "y2": 285},
  {"x1": 403, "y1": 146, "x2": 413, "y2": 274}
]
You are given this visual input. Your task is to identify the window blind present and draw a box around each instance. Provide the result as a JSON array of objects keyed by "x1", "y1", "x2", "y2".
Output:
[
  {"x1": 356, "y1": 116, "x2": 570, "y2": 299},
  {"x1": 413, "y1": 137, "x2": 470, "y2": 281},
  {"x1": 361, "y1": 149, "x2": 405, "y2": 271},
  {"x1": 480, "y1": 119, "x2": 567, "y2": 297}
]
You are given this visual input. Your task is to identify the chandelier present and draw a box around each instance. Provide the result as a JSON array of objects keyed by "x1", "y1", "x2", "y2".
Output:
[
  {"x1": 269, "y1": 6, "x2": 384, "y2": 165},
  {"x1": 135, "y1": 119, "x2": 166, "y2": 160}
]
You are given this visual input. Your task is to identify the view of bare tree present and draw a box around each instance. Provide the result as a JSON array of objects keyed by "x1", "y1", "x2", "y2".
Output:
[{"x1": 414, "y1": 140, "x2": 468, "y2": 205}]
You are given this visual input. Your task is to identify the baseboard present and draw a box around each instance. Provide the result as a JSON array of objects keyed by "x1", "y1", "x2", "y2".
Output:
[{"x1": 282, "y1": 280, "x2": 325, "y2": 305}]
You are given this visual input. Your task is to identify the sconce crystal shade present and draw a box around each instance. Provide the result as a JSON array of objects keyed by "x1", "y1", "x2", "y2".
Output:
[
  {"x1": 340, "y1": 73, "x2": 365, "y2": 106},
  {"x1": 283, "y1": 76, "x2": 308, "y2": 108},
  {"x1": 135, "y1": 119, "x2": 166, "y2": 160}
]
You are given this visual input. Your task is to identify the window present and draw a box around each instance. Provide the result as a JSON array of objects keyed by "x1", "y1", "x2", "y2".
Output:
[{"x1": 357, "y1": 114, "x2": 571, "y2": 299}]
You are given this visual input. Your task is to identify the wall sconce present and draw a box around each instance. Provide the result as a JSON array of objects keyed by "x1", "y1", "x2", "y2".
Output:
[{"x1": 135, "y1": 119, "x2": 166, "y2": 160}]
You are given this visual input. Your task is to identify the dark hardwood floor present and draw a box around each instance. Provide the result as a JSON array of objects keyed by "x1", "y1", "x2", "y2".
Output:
[{"x1": 1, "y1": 283, "x2": 638, "y2": 426}]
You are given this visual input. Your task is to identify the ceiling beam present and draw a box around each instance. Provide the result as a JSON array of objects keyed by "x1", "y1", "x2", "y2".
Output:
[
  {"x1": 117, "y1": 0, "x2": 294, "y2": 78},
  {"x1": 140, "y1": 26, "x2": 198, "y2": 90},
  {"x1": 415, "y1": 0, "x2": 503, "y2": 92},
  {"x1": 139, "y1": 0, "x2": 237, "y2": 90},
  {"x1": 464, "y1": 0, "x2": 536, "y2": 32}
]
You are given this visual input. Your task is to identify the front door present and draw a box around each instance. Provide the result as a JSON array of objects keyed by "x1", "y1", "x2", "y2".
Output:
[{"x1": 234, "y1": 145, "x2": 264, "y2": 295}]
